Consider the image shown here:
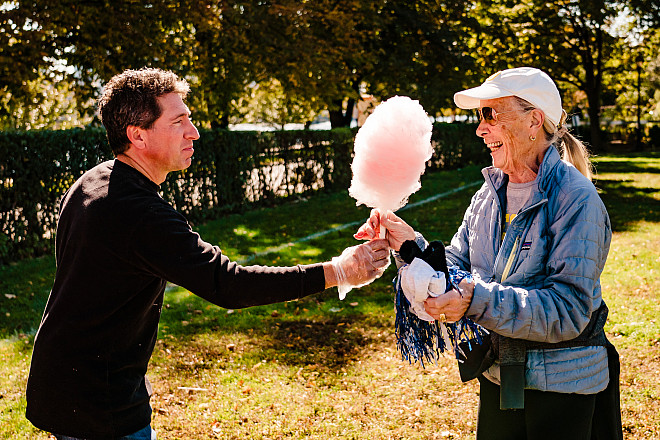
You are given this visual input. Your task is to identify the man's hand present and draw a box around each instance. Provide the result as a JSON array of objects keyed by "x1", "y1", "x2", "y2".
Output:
[
  {"x1": 324, "y1": 239, "x2": 390, "y2": 297},
  {"x1": 423, "y1": 278, "x2": 474, "y2": 323},
  {"x1": 354, "y1": 209, "x2": 416, "y2": 252}
]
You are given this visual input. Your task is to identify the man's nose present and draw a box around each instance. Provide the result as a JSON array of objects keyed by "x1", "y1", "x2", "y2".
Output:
[{"x1": 186, "y1": 119, "x2": 200, "y2": 140}]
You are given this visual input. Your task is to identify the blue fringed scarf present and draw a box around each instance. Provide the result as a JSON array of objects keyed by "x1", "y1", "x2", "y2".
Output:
[{"x1": 394, "y1": 240, "x2": 489, "y2": 367}]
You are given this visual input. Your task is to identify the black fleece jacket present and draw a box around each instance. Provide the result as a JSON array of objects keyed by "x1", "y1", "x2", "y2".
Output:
[{"x1": 26, "y1": 160, "x2": 325, "y2": 439}]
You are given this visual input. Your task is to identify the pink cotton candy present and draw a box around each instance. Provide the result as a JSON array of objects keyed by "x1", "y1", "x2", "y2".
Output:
[{"x1": 349, "y1": 96, "x2": 433, "y2": 211}]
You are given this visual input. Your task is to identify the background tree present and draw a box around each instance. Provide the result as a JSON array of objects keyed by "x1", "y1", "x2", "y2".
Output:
[
  {"x1": 237, "y1": 78, "x2": 319, "y2": 129},
  {"x1": 186, "y1": 1, "x2": 258, "y2": 128},
  {"x1": 646, "y1": 29, "x2": 660, "y2": 119},
  {"x1": 1, "y1": 0, "x2": 196, "y2": 126},
  {"x1": 237, "y1": 0, "x2": 475, "y2": 128},
  {"x1": 0, "y1": 1, "x2": 59, "y2": 128},
  {"x1": 239, "y1": 0, "x2": 382, "y2": 129},
  {"x1": 0, "y1": 0, "x2": 657, "y2": 135},
  {"x1": 470, "y1": 0, "x2": 627, "y2": 149},
  {"x1": 362, "y1": 0, "x2": 477, "y2": 117},
  {"x1": 627, "y1": 0, "x2": 660, "y2": 28},
  {"x1": 0, "y1": 68, "x2": 92, "y2": 130}
]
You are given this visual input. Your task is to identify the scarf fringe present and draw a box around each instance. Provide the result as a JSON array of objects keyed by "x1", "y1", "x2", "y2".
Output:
[{"x1": 394, "y1": 265, "x2": 489, "y2": 367}]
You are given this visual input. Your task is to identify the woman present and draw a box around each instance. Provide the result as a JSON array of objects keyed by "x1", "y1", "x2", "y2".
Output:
[{"x1": 356, "y1": 67, "x2": 621, "y2": 440}]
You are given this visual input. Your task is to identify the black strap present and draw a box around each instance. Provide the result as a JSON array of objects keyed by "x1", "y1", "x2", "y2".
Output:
[{"x1": 493, "y1": 301, "x2": 610, "y2": 410}]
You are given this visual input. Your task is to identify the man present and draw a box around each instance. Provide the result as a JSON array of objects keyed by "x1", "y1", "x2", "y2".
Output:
[{"x1": 26, "y1": 68, "x2": 389, "y2": 440}]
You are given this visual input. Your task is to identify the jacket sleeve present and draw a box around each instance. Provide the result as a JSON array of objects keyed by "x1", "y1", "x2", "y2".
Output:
[
  {"x1": 466, "y1": 184, "x2": 612, "y2": 343},
  {"x1": 130, "y1": 202, "x2": 326, "y2": 309}
]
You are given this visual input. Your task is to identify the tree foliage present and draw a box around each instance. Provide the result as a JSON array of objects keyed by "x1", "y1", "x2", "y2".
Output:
[
  {"x1": 0, "y1": 0, "x2": 657, "y2": 134},
  {"x1": 362, "y1": 1, "x2": 477, "y2": 114},
  {"x1": 1, "y1": 0, "x2": 195, "y2": 128},
  {"x1": 469, "y1": 0, "x2": 629, "y2": 148}
]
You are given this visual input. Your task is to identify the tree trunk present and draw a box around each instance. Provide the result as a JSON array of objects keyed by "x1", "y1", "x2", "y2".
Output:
[
  {"x1": 329, "y1": 98, "x2": 355, "y2": 128},
  {"x1": 583, "y1": 71, "x2": 602, "y2": 150},
  {"x1": 586, "y1": 100, "x2": 601, "y2": 151},
  {"x1": 579, "y1": 24, "x2": 603, "y2": 152},
  {"x1": 329, "y1": 80, "x2": 360, "y2": 128}
]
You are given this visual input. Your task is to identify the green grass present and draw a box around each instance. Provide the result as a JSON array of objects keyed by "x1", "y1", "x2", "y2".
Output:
[{"x1": 1, "y1": 154, "x2": 659, "y2": 439}]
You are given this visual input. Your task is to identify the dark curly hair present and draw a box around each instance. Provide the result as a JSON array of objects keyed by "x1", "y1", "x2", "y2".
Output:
[{"x1": 98, "y1": 68, "x2": 190, "y2": 155}]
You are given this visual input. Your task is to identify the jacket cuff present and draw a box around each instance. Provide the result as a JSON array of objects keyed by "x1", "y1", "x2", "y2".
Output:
[
  {"x1": 392, "y1": 231, "x2": 428, "y2": 268},
  {"x1": 300, "y1": 263, "x2": 327, "y2": 297},
  {"x1": 465, "y1": 278, "x2": 492, "y2": 321}
]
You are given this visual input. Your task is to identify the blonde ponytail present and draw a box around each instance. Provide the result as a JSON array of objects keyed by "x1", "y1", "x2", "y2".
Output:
[
  {"x1": 513, "y1": 97, "x2": 594, "y2": 181},
  {"x1": 557, "y1": 131, "x2": 593, "y2": 181},
  {"x1": 543, "y1": 111, "x2": 594, "y2": 181}
]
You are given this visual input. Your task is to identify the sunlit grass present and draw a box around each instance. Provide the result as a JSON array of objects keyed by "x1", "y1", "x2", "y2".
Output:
[{"x1": 1, "y1": 156, "x2": 659, "y2": 439}]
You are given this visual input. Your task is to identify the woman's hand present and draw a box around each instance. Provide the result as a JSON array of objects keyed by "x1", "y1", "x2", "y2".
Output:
[
  {"x1": 424, "y1": 278, "x2": 474, "y2": 323},
  {"x1": 354, "y1": 209, "x2": 416, "y2": 252}
]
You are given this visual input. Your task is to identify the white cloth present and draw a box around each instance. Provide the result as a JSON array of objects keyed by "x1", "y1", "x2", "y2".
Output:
[{"x1": 399, "y1": 257, "x2": 447, "y2": 322}]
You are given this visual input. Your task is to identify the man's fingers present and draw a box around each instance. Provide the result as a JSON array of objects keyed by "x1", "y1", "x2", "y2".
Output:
[
  {"x1": 354, "y1": 240, "x2": 390, "y2": 271},
  {"x1": 367, "y1": 238, "x2": 389, "y2": 250},
  {"x1": 366, "y1": 243, "x2": 389, "y2": 262},
  {"x1": 372, "y1": 256, "x2": 389, "y2": 269}
]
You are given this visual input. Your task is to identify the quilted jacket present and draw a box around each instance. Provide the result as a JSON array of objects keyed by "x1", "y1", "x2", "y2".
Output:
[{"x1": 444, "y1": 145, "x2": 611, "y2": 394}]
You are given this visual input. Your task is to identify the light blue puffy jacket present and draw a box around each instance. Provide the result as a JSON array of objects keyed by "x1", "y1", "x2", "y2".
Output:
[{"x1": 444, "y1": 145, "x2": 611, "y2": 394}]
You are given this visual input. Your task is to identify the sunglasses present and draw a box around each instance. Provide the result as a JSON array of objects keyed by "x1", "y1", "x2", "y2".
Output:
[{"x1": 477, "y1": 107, "x2": 516, "y2": 125}]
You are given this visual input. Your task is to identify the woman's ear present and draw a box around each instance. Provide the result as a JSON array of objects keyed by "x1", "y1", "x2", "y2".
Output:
[{"x1": 529, "y1": 108, "x2": 545, "y2": 130}]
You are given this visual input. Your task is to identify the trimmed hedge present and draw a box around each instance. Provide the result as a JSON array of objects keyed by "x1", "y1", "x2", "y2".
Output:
[
  {"x1": 0, "y1": 128, "x2": 112, "y2": 263},
  {"x1": 0, "y1": 123, "x2": 482, "y2": 264}
]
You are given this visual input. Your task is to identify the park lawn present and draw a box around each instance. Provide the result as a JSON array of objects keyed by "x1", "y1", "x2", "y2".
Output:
[{"x1": 1, "y1": 154, "x2": 659, "y2": 439}]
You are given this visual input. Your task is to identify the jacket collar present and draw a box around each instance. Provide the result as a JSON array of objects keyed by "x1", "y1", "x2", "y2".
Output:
[{"x1": 482, "y1": 145, "x2": 561, "y2": 198}]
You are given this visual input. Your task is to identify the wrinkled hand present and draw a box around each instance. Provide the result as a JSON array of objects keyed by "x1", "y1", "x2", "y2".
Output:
[
  {"x1": 354, "y1": 209, "x2": 416, "y2": 252},
  {"x1": 332, "y1": 239, "x2": 390, "y2": 299},
  {"x1": 424, "y1": 278, "x2": 474, "y2": 323}
]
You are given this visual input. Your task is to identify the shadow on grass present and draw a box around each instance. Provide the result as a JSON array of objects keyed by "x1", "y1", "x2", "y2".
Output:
[
  {"x1": 156, "y1": 314, "x2": 392, "y2": 375},
  {"x1": 156, "y1": 280, "x2": 397, "y2": 372},
  {"x1": 593, "y1": 154, "x2": 660, "y2": 232},
  {"x1": 0, "y1": 256, "x2": 54, "y2": 340},
  {"x1": 594, "y1": 158, "x2": 660, "y2": 176},
  {"x1": 595, "y1": 179, "x2": 660, "y2": 232},
  {"x1": 265, "y1": 316, "x2": 388, "y2": 370}
]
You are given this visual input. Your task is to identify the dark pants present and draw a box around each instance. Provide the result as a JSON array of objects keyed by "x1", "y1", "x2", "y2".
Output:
[
  {"x1": 476, "y1": 376, "x2": 596, "y2": 440},
  {"x1": 53, "y1": 424, "x2": 156, "y2": 440}
]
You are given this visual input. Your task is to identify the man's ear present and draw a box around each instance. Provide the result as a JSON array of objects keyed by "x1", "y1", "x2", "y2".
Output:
[{"x1": 126, "y1": 125, "x2": 147, "y2": 150}]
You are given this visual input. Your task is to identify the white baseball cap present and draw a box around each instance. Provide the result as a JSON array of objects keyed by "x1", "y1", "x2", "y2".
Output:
[{"x1": 453, "y1": 67, "x2": 563, "y2": 127}]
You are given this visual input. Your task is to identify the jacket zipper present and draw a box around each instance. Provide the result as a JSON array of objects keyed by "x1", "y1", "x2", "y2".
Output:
[
  {"x1": 501, "y1": 236, "x2": 519, "y2": 282},
  {"x1": 496, "y1": 198, "x2": 548, "y2": 283}
]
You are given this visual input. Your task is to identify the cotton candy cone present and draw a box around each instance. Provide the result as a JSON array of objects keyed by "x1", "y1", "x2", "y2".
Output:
[{"x1": 349, "y1": 96, "x2": 433, "y2": 212}]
